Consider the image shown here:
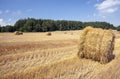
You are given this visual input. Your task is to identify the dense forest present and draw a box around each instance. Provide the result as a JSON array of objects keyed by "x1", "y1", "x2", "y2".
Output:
[{"x1": 0, "y1": 18, "x2": 118, "y2": 32}]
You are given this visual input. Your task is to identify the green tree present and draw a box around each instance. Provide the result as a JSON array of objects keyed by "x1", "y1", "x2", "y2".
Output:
[
  {"x1": 14, "y1": 19, "x2": 26, "y2": 31},
  {"x1": 4, "y1": 25, "x2": 14, "y2": 32},
  {"x1": 34, "y1": 24, "x2": 43, "y2": 32},
  {"x1": 0, "y1": 18, "x2": 116, "y2": 32},
  {"x1": 117, "y1": 25, "x2": 120, "y2": 31},
  {"x1": 23, "y1": 18, "x2": 36, "y2": 32},
  {"x1": 0, "y1": 26, "x2": 1, "y2": 32},
  {"x1": 1, "y1": 27, "x2": 5, "y2": 32}
]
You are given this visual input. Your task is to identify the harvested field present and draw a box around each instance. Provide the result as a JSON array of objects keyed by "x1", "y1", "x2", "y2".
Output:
[{"x1": 0, "y1": 30, "x2": 120, "y2": 79}]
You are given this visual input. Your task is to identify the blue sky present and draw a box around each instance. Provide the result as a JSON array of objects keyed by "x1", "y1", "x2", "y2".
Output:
[{"x1": 0, "y1": 0, "x2": 120, "y2": 26}]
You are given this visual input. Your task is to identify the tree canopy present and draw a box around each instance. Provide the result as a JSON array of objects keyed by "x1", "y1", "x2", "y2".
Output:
[{"x1": 0, "y1": 18, "x2": 118, "y2": 32}]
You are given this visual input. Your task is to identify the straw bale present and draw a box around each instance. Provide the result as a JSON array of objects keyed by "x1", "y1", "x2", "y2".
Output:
[
  {"x1": 78, "y1": 26, "x2": 115, "y2": 64},
  {"x1": 14, "y1": 31, "x2": 23, "y2": 35},
  {"x1": 46, "y1": 32, "x2": 52, "y2": 36}
]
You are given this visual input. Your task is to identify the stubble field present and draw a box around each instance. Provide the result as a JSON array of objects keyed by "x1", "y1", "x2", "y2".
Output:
[{"x1": 0, "y1": 30, "x2": 120, "y2": 79}]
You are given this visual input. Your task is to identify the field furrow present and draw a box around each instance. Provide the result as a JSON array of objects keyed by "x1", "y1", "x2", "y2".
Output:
[{"x1": 0, "y1": 31, "x2": 120, "y2": 79}]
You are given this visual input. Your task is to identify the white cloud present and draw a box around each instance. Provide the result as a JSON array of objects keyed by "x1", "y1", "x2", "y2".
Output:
[
  {"x1": 105, "y1": 8, "x2": 118, "y2": 13},
  {"x1": 96, "y1": 0, "x2": 100, "y2": 2},
  {"x1": 16, "y1": 10, "x2": 21, "y2": 15},
  {"x1": 0, "y1": 18, "x2": 6, "y2": 26},
  {"x1": 95, "y1": 0, "x2": 120, "y2": 13},
  {"x1": 0, "y1": 18, "x2": 11, "y2": 26},
  {"x1": 0, "y1": 11, "x2": 2, "y2": 14},
  {"x1": 93, "y1": 13, "x2": 96, "y2": 17},
  {"x1": 0, "y1": 10, "x2": 22, "y2": 15},
  {"x1": 12, "y1": 10, "x2": 22, "y2": 15},
  {"x1": 5, "y1": 10, "x2": 10, "y2": 13},
  {"x1": 26, "y1": 9, "x2": 32, "y2": 12},
  {"x1": 0, "y1": 19, "x2": 3, "y2": 23},
  {"x1": 101, "y1": 15, "x2": 106, "y2": 19},
  {"x1": 8, "y1": 18, "x2": 12, "y2": 22},
  {"x1": 86, "y1": 1, "x2": 90, "y2": 4},
  {"x1": 87, "y1": 15, "x2": 90, "y2": 18}
]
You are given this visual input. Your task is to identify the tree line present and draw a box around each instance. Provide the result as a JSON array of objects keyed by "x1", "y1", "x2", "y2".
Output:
[{"x1": 0, "y1": 18, "x2": 118, "y2": 32}]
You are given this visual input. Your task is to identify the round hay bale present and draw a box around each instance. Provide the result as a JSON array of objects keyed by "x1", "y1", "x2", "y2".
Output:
[
  {"x1": 14, "y1": 31, "x2": 23, "y2": 35},
  {"x1": 78, "y1": 26, "x2": 115, "y2": 64},
  {"x1": 46, "y1": 32, "x2": 52, "y2": 36}
]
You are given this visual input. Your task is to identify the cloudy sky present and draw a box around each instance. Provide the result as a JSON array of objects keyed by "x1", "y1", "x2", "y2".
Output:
[{"x1": 0, "y1": 0, "x2": 120, "y2": 26}]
